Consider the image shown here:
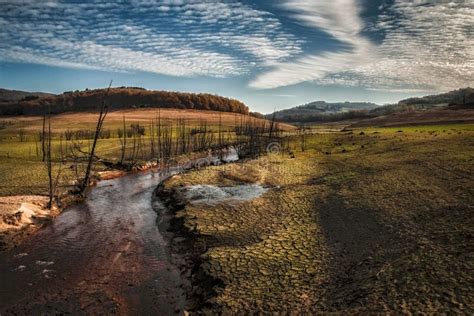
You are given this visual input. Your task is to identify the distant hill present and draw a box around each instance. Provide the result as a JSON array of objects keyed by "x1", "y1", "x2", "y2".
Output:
[
  {"x1": 0, "y1": 87, "x2": 249, "y2": 116},
  {"x1": 270, "y1": 88, "x2": 473, "y2": 123},
  {"x1": 368, "y1": 87, "x2": 473, "y2": 118},
  {"x1": 0, "y1": 88, "x2": 55, "y2": 102},
  {"x1": 398, "y1": 87, "x2": 474, "y2": 107},
  {"x1": 268, "y1": 101, "x2": 379, "y2": 123}
]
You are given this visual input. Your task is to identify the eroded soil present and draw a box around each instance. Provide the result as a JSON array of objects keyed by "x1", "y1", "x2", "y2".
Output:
[{"x1": 161, "y1": 125, "x2": 474, "y2": 313}]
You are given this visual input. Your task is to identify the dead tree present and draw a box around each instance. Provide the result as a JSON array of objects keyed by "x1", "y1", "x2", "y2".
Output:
[
  {"x1": 42, "y1": 113, "x2": 46, "y2": 162},
  {"x1": 18, "y1": 129, "x2": 26, "y2": 142},
  {"x1": 119, "y1": 115, "x2": 126, "y2": 163},
  {"x1": 80, "y1": 81, "x2": 112, "y2": 194},
  {"x1": 218, "y1": 112, "x2": 223, "y2": 148},
  {"x1": 149, "y1": 119, "x2": 155, "y2": 159},
  {"x1": 269, "y1": 109, "x2": 276, "y2": 139},
  {"x1": 45, "y1": 115, "x2": 53, "y2": 207},
  {"x1": 43, "y1": 110, "x2": 63, "y2": 209},
  {"x1": 157, "y1": 109, "x2": 162, "y2": 160}
]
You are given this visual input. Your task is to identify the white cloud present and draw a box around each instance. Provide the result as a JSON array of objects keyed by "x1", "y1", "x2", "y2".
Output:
[
  {"x1": 1, "y1": 0, "x2": 472, "y2": 92},
  {"x1": 250, "y1": 0, "x2": 474, "y2": 92},
  {"x1": 249, "y1": 0, "x2": 375, "y2": 89},
  {"x1": 0, "y1": 45, "x2": 104, "y2": 71},
  {"x1": 360, "y1": 0, "x2": 474, "y2": 91},
  {"x1": 0, "y1": 0, "x2": 302, "y2": 78}
]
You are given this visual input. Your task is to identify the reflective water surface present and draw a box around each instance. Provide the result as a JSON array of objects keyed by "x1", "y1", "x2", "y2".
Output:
[{"x1": 0, "y1": 170, "x2": 185, "y2": 315}]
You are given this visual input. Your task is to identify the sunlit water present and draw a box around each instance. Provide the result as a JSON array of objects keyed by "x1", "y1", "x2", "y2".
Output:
[
  {"x1": 182, "y1": 184, "x2": 269, "y2": 205},
  {"x1": 0, "y1": 170, "x2": 185, "y2": 315}
]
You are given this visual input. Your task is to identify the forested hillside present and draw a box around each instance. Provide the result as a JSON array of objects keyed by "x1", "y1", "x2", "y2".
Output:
[
  {"x1": 268, "y1": 101, "x2": 378, "y2": 122},
  {"x1": 0, "y1": 87, "x2": 249, "y2": 115},
  {"x1": 399, "y1": 87, "x2": 473, "y2": 106}
]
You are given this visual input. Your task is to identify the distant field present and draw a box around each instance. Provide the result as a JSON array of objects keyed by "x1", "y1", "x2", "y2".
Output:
[{"x1": 306, "y1": 120, "x2": 358, "y2": 132}]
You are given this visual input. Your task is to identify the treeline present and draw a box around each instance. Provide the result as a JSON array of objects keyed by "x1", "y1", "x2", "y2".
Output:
[{"x1": 0, "y1": 87, "x2": 250, "y2": 115}]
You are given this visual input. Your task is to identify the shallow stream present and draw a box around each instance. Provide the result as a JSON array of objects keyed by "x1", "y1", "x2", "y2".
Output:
[{"x1": 0, "y1": 170, "x2": 184, "y2": 314}]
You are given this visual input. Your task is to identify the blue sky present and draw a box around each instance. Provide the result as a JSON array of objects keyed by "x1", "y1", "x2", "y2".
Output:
[{"x1": 0, "y1": 0, "x2": 472, "y2": 113}]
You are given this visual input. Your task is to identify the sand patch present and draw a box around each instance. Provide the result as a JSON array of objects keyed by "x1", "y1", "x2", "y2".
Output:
[
  {"x1": 0, "y1": 195, "x2": 58, "y2": 250},
  {"x1": 0, "y1": 196, "x2": 53, "y2": 230}
]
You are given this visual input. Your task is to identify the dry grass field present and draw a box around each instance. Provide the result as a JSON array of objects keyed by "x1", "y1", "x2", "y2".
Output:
[
  {"x1": 350, "y1": 105, "x2": 474, "y2": 128},
  {"x1": 0, "y1": 108, "x2": 293, "y2": 136},
  {"x1": 0, "y1": 108, "x2": 294, "y2": 196},
  {"x1": 161, "y1": 123, "x2": 474, "y2": 313}
]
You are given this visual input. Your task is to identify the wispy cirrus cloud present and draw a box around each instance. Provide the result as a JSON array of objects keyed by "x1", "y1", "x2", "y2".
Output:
[
  {"x1": 249, "y1": 0, "x2": 375, "y2": 89},
  {"x1": 250, "y1": 0, "x2": 474, "y2": 92}
]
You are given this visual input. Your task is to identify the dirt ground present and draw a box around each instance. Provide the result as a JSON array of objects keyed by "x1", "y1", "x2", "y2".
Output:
[
  {"x1": 161, "y1": 124, "x2": 474, "y2": 313},
  {"x1": 0, "y1": 195, "x2": 59, "y2": 250}
]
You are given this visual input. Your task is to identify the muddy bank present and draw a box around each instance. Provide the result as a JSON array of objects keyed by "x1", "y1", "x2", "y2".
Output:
[
  {"x1": 153, "y1": 161, "x2": 265, "y2": 312},
  {"x1": 156, "y1": 183, "x2": 272, "y2": 312},
  {"x1": 155, "y1": 182, "x2": 223, "y2": 312}
]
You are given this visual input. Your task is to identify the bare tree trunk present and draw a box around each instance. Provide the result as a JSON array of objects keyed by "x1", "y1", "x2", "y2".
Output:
[
  {"x1": 149, "y1": 119, "x2": 155, "y2": 159},
  {"x1": 80, "y1": 82, "x2": 112, "y2": 193},
  {"x1": 157, "y1": 110, "x2": 161, "y2": 160},
  {"x1": 46, "y1": 115, "x2": 53, "y2": 208},
  {"x1": 269, "y1": 109, "x2": 276, "y2": 139},
  {"x1": 42, "y1": 114, "x2": 46, "y2": 162},
  {"x1": 131, "y1": 131, "x2": 137, "y2": 161},
  {"x1": 43, "y1": 114, "x2": 64, "y2": 209},
  {"x1": 120, "y1": 115, "x2": 126, "y2": 163},
  {"x1": 218, "y1": 112, "x2": 223, "y2": 148}
]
